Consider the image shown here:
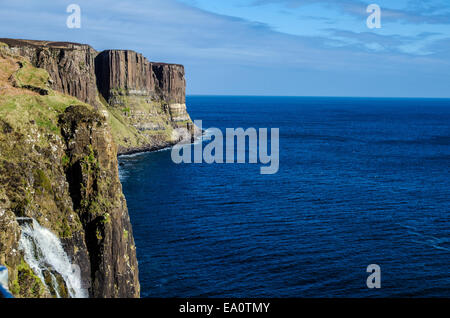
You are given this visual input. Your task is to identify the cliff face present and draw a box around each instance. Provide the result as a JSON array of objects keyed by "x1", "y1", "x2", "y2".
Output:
[
  {"x1": 0, "y1": 39, "x2": 198, "y2": 155},
  {"x1": 58, "y1": 105, "x2": 139, "y2": 297},
  {"x1": 0, "y1": 39, "x2": 99, "y2": 108},
  {"x1": 0, "y1": 41, "x2": 145, "y2": 297},
  {"x1": 95, "y1": 50, "x2": 194, "y2": 154},
  {"x1": 95, "y1": 50, "x2": 157, "y2": 102}
]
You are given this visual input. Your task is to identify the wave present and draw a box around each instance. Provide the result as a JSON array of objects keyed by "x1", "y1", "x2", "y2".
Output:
[
  {"x1": 118, "y1": 130, "x2": 209, "y2": 160},
  {"x1": 399, "y1": 223, "x2": 450, "y2": 252}
]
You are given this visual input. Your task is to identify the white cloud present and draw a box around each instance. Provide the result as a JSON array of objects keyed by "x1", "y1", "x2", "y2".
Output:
[{"x1": 0, "y1": 0, "x2": 449, "y2": 96}]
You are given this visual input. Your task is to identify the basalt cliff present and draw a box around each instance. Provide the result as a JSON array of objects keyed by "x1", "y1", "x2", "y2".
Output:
[{"x1": 0, "y1": 39, "x2": 196, "y2": 298}]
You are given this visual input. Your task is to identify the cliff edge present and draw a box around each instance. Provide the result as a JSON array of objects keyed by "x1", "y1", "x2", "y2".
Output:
[{"x1": 0, "y1": 38, "x2": 195, "y2": 298}]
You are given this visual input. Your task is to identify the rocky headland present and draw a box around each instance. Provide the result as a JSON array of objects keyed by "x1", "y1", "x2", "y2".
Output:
[{"x1": 0, "y1": 38, "x2": 197, "y2": 298}]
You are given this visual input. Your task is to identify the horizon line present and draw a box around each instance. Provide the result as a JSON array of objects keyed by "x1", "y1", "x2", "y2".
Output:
[{"x1": 186, "y1": 94, "x2": 450, "y2": 100}]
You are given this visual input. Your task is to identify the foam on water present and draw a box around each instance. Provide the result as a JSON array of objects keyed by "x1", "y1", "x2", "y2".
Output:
[
  {"x1": 118, "y1": 129, "x2": 208, "y2": 160},
  {"x1": 18, "y1": 218, "x2": 87, "y2": 298}
]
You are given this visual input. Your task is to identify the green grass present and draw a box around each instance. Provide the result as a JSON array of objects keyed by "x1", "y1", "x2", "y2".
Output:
[
  {"x1": 11, "y1": 259, "x2": 47, "y2": 298},
  {"x1": 61, "y1": 154, "x2": 70, "y2": 167},
  {"x1": 33, "y1": 169, "x2": 52, "y2": 194},
  {"x1": 97, "y1": 93, "x2": 147, "y2": 148},
  {"x1": 0, "y1": 93, "x2": 91, "y2": 148},
  {"x1": 13, "y1": 60, "x2": 49, "y2": 91}
]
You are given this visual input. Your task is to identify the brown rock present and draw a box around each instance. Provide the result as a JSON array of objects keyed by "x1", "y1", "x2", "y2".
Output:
[
  {"x1": 0, "y1": 38, "x2": 99, "y2": 107},
  {"x1": 59, "y1": 105, "x2": 140, "y2": 297},
  {"x1": 95, "y1": 50, "x2": 185, "y2": 104}
]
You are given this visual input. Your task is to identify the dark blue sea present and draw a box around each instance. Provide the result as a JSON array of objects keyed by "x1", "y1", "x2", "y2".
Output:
[{"x1": 118, "y1": 96, "x2": 450, "y2": 297}]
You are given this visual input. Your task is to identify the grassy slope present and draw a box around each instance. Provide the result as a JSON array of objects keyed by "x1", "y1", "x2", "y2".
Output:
[
  {"x1": 101, "y1": 91, "x2": 175, "y2": 151},
  {"x1": 96, "y1": 92, "x2": 147, "y2": 150},
  {"x1": 0, "y1": 47, "x2": 91, "y2": 147}
]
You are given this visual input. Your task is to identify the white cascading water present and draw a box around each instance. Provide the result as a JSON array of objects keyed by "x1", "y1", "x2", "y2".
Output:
[{"x1": 17, "y1": 218, "x2": 87, "y2": 298}]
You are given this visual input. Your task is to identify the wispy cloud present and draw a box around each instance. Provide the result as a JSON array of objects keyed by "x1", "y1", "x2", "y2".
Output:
[
  {"x1": 0, "y1": 0, "x2": 449, "y2": 96},
  {"x1": 252, "y1": 0, "x2": 450, "y2": 24},
  {"x1": 325, "y1": 28, "x2": 443, "y2": 54}
]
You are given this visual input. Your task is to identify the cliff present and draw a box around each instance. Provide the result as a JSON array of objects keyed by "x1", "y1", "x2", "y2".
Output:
[
  {"x1": 95, "y1": 50, "x2": 195, "y2": 153},
  {"x1": 0, "y1": 38, "x2": 196, "y2": 298},
  {"x1": 0, "y1": 43, "x2": 139, "y2": 298},
  {"x1": 0, "y1": 39, "x2": 98, "y2": 107},
  {"x1": 95, "y1": 50, "x2": 185, "y2": 104},
  {"x1": 0, "y1": 38, "x2": 198, "y2": 154}
]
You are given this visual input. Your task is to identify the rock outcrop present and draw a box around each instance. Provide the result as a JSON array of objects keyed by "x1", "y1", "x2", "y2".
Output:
[
  {"x1": 58, "y1": 105, "x2": 139, "y2": 297},
  {"x1": 95, "y1": 50, "x2": 194, "y2": 154},
  {"x1": 0, "y1": 39, "x2": 99, "y2": 108}
]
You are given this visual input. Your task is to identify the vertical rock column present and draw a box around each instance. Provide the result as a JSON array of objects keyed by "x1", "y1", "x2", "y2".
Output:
[{"x1": 59, "y1": 105, "x2": 140, "y2": 298}]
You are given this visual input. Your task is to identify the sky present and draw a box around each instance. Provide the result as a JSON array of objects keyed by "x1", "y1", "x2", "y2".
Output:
[{"x1": 0, "y1": 0, "x2": 449, "y2": 97}]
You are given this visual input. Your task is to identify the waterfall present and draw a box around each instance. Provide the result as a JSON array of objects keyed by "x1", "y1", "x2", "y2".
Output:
[{"x1": 17, "y1": 218, "x2": 87, "y2": 298}]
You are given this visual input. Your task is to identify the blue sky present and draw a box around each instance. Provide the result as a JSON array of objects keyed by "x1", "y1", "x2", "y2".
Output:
[{"x1": 0, "y1": 0, "x2": 449, "y2": 97}]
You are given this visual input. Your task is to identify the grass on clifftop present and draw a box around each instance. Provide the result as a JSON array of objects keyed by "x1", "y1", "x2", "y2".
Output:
[
  {"x1": 13, "y1": 60, "x2": 50, "y2": 91},
  {"x1": 0, "y1": 44, "x2": 92, "y2": 146},
  {"x1": 0, "y1": 93, "x2": 87, "y2": 139}
]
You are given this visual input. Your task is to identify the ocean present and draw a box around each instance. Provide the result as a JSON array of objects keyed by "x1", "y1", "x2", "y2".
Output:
[{"x1": 118, "y1": 96, "x2": 450, "y2": 297}]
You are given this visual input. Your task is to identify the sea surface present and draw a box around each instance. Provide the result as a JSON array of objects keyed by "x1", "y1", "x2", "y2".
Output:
[{"x1": 118, "y1": 96, "x2": 450, "y2": 297}]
